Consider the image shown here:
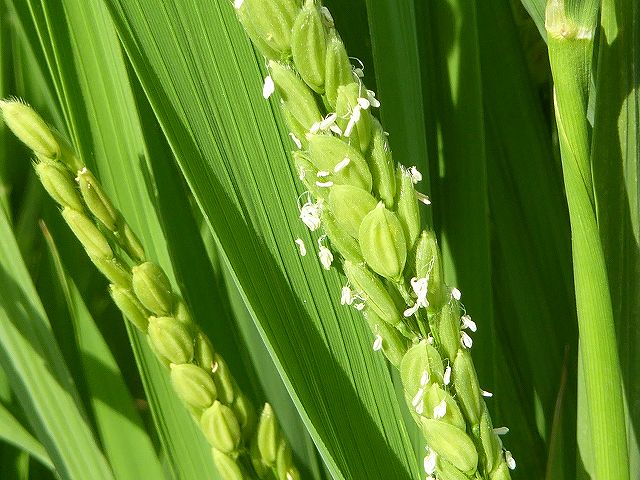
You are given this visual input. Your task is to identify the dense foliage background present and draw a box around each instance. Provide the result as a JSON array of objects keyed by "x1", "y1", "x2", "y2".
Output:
[{"x1": 0, "y1": 0, "x2": 637, "y2": 478}]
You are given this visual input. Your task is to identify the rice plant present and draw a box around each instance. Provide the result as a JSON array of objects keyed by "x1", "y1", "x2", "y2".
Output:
[{"x1": 0, "y1": 0, "x2": 637, "y2": 479}]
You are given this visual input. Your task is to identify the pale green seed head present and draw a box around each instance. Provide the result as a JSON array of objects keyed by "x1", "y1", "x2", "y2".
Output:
[
  {"x1": 343, "y1": 260, "x2": 399, "y2": 325},
  {"x1": 170, "y1": 363, "x2": 217, "y2": 410},
  {"x1": 231, "y1": 393, "x2": 256, "y2": 441},
  {"x1": 327, "y1": 185, "x2": 377, "y2": 238},
  {"x1": 91, "y1": 255, "x2": 131, "y2": 288},
  {"x1": 269, "y1": 61, "x2": 322, "y2": 131},
  {"x1": 35, "y1": 160, "x2": 83, "y2": 211},
  {"x1": 480, "y1": 409, "x2": 503, "y2": 473},
  {"x1": 147, "y1": 316, "x2": 194, "y2": 364},
  {"x1": 395, "y1": 167, "x2": 421, "y2": 249},
  {"x1": 76, "y1": 167, "x2": 119, "y2": 231},
  {"x1": 212, "y1": 447, "x2": 245, "y2": 480},
  {"x1": 358, "y1": 202, "x2": 406, "y2": 281},
  {"x1": 367, "y1": 118, "x2": 396, "y2": 208},
  {"x1": 423, "y1": 383, "x2": 466, "y2": 430},
  {"x1": 291, "y1": 0, "x2": 327, "y2": 93},
  {"x1": 420, "y1": 418, "x2": 478, "y2": 474},
  {"x1": 257, "y1": 403, "x2": 279, "y2": 466},
  {"x1": 132, "y1": 262, "x2": 174, "y2": 316},
  {"x1": 212, "y1": 353, "x2": 235, "y2": 404},
  {"x1": 336, "y1": 83, "x2": 372, "y2": 153},
  {"x1": 321, "y1": 208, "x2": 363, "y2": 263},
  {"x1": 1, "y1": 99, "x2": 60, "y2": 160},
  {"x1": 62, "y1": 207, "x2": 113, "y2": 260},
  {"x1": 201, "y1": 401, "x2": 242, "y2": 454},
  {"x1": 400, "y1": 340, "x2": 444, "y2": 402},
  {"x1": 452, "y1": 349, "x2": 483, "y2": 426},
  {"x1": 325, "y1": 29, "x2": 353, "y2": 108},
  {"x1": 109, "y1": 284, "x2": 149, "y2": 331},
  {"x1": 308, "y1": 134, "x2": 372, "y2": 191}
]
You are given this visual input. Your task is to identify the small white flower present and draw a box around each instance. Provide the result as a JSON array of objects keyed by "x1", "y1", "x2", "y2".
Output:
[
  {"x1": 461, "y1": 331, "x2": 473, "y2": 349},
  {"x1": 412, "y1": 388, "x2": 424, "y2": 407},
  {"x1": 315, "y1": 180, "x2": 334, "y2": 188},
  {"x1": 294, "y1": 238, "x2": 306, "y2": 257},
  {"x1": 334, "y1": 157, "x2": 350, "y2": 172},
  {"x1": 404, "y1": 276, "x2": 429, "y2": 317},
  {"x1": 451, "y1": 287, "x2": 462, "y2": 301},
  {"x1": 262, "y1": 75, "x2": 275, "y2": 99},
  {"x1": 357, "y1": 97, "x2": 371, "y2": 110},
  {"x1": 505, "y1": 450, "x2": 516, "y2": 470},
  {"x1": 317, "y1": 170, "x2": 330, "y2": 177},
  {"x1": 373, "y1": 335, "x2": 383, "y2": 351},
  {"x1": 409, "y1": 166, "x2": 422, "y2": 184},
  {"x1": 420, "y1": 371, "x2": 430, "y2": 386},
  {"x1": 344, "y1": 105, "x2": 361, "y2": 137},
  {"x1": 481, "y1": 389, "x2": 493, "y2": 398},
  {"x1": 298, "y1": 197, "x2": 322, "y2": 231},
  {"x1": 341, "y1": 286, "x2": 353, "y2": 305},
  {"x1": 461, "y1": 314, "x2": 477, "y2": 332},
  {"x1": 443, "y1": 365, "x2": 452, "y2": 385},
  {"x1": 320, "y1": 113, "x2": 338, "y2": 130},
  {"x1": 366, "y1": 89, "x2": 381, "y2": 108},
  {"x1": 318, "y1": 245, "x2": 333, "y2": 270},
  {"x1": 416, "y1": 192, "x2": 432, "y2": 205},
  {"x1": 423, "y1": 449, "x2": 437, "y2": 475},
  {"x1": 427, "y1": 335, "x2": 434, "y2": 345},
  {"x1": 494, "y1": 427, "x2": 510, "y2": 436},
  {"x1": 353, "y1": 302, "x2": 365, "y2": 311},
  {"x1": 290, "y1": 132, "x2": 302, "y2": 150},
  {"x1": 433, "y1": 399, "x2": 447, "y2": 419}
]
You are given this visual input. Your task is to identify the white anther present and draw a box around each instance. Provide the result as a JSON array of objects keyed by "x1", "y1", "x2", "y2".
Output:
[
  {"x1": 289, "y1": 132, "x2": 302, "y2": 149},
  {"x1": 461, "y1": 331, "x2": 473, "y2": 349},
  {"x1": 420, "y1": 371, "x2": 430, "y2": 386},
  {"x1": 341, "y1": 286, "x2": 352, "y2": 305},
  {"x1": 366, "y1": 89, "x2": 381, "y2": 108},
  {"x1": 424, "y1": 450, "x2": 437, "y2": 475},
  {"x1": 315, "y1": 180, "x2": 334, "y2": 188},
  {"x1": 433, "y1": 399, "x2": 447, "y2": 419},
  {"x1": 295, "y1": 238, "x2": 306, "y2": 257},
  {"x1": 412, "y1": 388, "x2": 425, "y2": 407},
  {"x1": 318, "y1": 244, "x2": 333, "y2": 270},
  {"x1": 320, "y1": 113, "x2": 338, "y2": 130},
  {"x1": 298, "y1": 165, "x2": 306, "y2": 180},
  {"x1": 481, "y1": 389, "x2": 493, "y2": 398},
  {"x1": 320, "y1": 6, "x2": 334, "y2": 25},
  {"x1": 409, "y1": 166, "x2": 423, "y2": 184},
  {"x1": 211, "y1": 361, "x2": 219, "y2": 373},
  {"x1": 461, "y1": 314, "x2": 477, "y2": 332},
  {"x1": 415, "y1": 399, "x2": 424, "y2": 415},
  {"x1": 262, "y1": 75, "x2": 275, "y2": 99},
  {"x1": 344, "y1": 105, "x2": 361, "y2": 137},
  {"x1": 373, "y1": 335, "x2": 383, "y2": 351},
  {"x1": 317, "y1": 170, "x2": 330, "y2": 177},
  {"x1": 404, "y1": 276, "x2": 429, "y2": 316},
  {"x1": 75, "y1": 166, "x2": 88, "y2": 182},
  {"x1": 330, "y1": 124, "x2": 343, "y2": 135},
  {"x1": 494, "y1": 427, "x2": 510, "y2": 436},
  {"x1": 451, "y1": 287, "x2": 462, "y2": 300},
  {"x1": 334, "y1": 157, "x2": 350, "y2": 173},
  {"x1": 427, "y1": 335, "x2": 434, "y2": 345},
  {"x1": 417, "y1": 192, "x2": 432, "y2": 205},
  {"x1": 310, "y1": 122, "x2": 321, "y2": 134},
  {"x1": 354, "y1": 302, "x2": 365, "y2": 311},
  {"x1": 298, "y1": 197, "x2": 322, "y2": 231},
  {"x1": 443, "y1": 365, "x2": 452, "y2": 385},
  {"x1": 505, "y1": 450, "x2": 516, "y2": 470},
  {"x1": 357, "y1": 97, "x2": 371, "y2": 110},
  {"x1": 234, "y1": 0, "x2": 243, "y2": 9}
]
